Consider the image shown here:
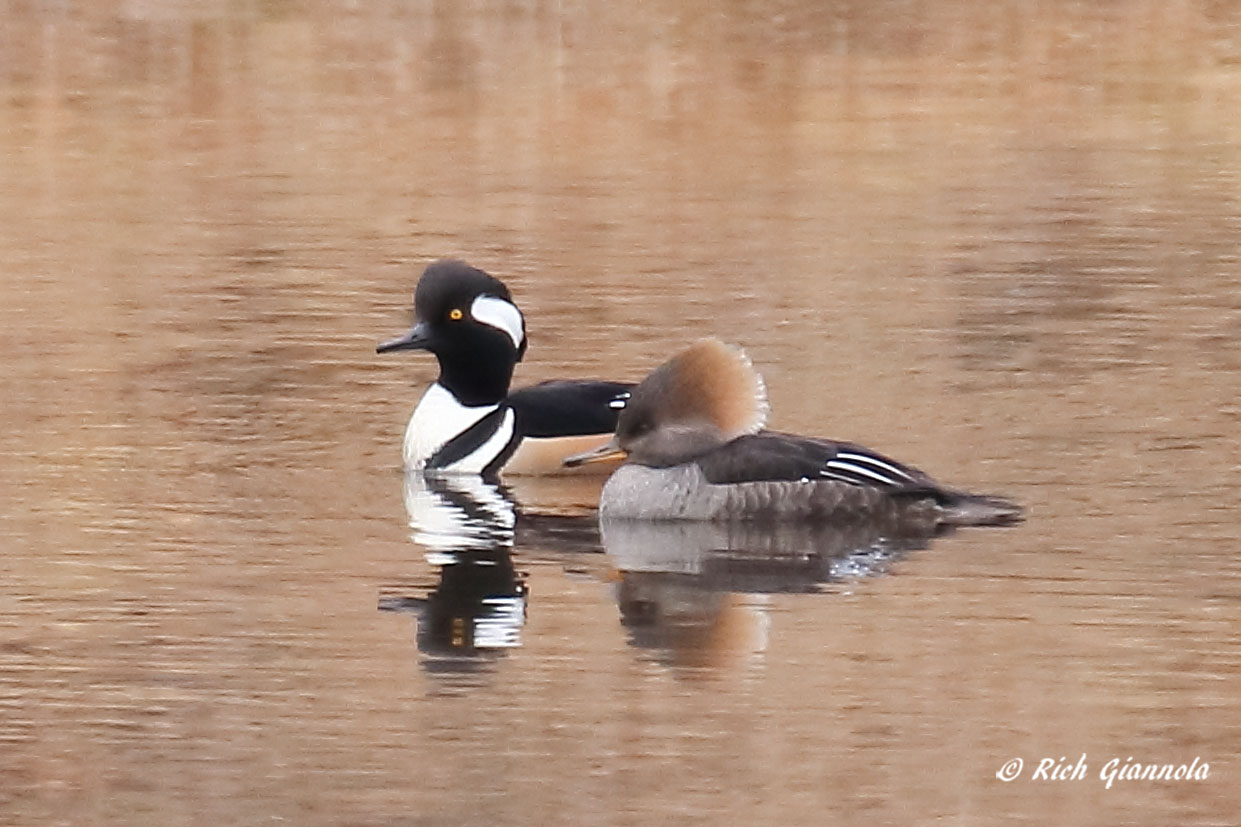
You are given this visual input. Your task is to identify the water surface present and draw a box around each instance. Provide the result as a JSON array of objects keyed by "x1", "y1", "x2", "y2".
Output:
[{"x1": 2, "y1": 3, "x2": 1240, "y2": 825}]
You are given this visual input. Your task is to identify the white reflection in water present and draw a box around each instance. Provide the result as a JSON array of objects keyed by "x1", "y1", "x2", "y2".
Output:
[
  {"x1": 402, "y1": 472, "x2": 516, "y2": 551},
  {"x1": 5, "y1": 1, "x2": 1240, "y2": 823},
  {"x1": 381, "y1": 473, "x2": 527, "y2": 664}
]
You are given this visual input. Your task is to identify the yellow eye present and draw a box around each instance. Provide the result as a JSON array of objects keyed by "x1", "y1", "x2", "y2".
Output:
[{"x1": 449, "y1": 308, "x2": 464, "y2": 321}]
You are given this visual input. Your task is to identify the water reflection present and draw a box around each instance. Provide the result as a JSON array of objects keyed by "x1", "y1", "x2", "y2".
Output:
[
  {"x1": 5, "y1": 0, "x2": 1238, "y2": 820},
  {"x1": 601, "y1": 517, "x2": 942, "y2": 668},
  {"x1": 380, "y1": 474, "x2": 526, "y2": 673},
  {"x1": 381, "y1": 473, "x2": 611, "y2": 678},
  {"x1": 384, "y1": 467, "x2": 957, "y2": 674},
  {"x1": 403, "y1": 472, "x2": 517, "y2": 552}
]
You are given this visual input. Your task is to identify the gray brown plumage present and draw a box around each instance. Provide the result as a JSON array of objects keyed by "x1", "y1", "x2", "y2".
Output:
[{"x1": 565, "y1": 339, "x2": 1023, "y2": 527}]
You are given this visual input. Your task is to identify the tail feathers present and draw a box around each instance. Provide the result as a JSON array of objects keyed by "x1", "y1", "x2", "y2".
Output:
[
  {"x1": 889, "y1": 486, "x2": 1025, "y2": 527},
  {"x1": 937, "y1": 491, "x2": 1025, "y2": 527}
]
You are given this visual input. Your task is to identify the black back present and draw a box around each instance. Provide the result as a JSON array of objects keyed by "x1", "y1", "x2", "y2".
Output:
[
  {"x1": 694, "y1": 432, "x2": 938, "y2": 490},
  {"x1": 508, "y1": 380, "x2": 633, "y2": 438}
]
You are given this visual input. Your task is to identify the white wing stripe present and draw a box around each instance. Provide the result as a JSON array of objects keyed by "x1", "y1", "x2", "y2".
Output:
[
  {"x1": 824, "y1": 460, "x2": 900, "y2": 485},
  {"x1": 833, "y1": 451, "x2": 914, "y2": 481}
]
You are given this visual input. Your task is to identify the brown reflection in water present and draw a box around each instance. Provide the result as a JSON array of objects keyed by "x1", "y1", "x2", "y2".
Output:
[{"x1": 2, "y1": 2, "x2": 1241, "y2": 826}]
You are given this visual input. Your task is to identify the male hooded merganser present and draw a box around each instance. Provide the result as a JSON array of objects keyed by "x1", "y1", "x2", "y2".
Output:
[
  {"x1": 378, "y1": 259, "x2": 632, "y2": 477},
  {"x1": 565, "y1": 338, "x2": 1024, "y2": 527}
]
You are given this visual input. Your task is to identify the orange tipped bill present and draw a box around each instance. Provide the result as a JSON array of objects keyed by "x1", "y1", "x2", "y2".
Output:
[{"x1": 562, "y1": 437, "x2": 627, "y2": 468}]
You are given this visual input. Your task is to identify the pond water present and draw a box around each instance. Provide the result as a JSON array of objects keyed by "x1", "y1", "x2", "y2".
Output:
[{"x1": 2, "y1": 2, "x2": 1240, "y2": 825}]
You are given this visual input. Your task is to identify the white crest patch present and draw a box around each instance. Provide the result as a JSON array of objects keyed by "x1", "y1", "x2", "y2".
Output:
[{"x1": 471, "y1": 295, "x2": 525, "y2": 349}]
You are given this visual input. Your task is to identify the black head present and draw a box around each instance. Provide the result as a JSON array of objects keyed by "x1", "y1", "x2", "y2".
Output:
[{"x1": 378, "y1": 259, "x2": 528, "y2": 405}]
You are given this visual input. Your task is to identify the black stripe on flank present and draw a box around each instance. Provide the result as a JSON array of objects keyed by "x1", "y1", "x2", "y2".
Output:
[
  {"x1": 427, "y1": 407, "x2": 519, "y2": 477},
  {"x1": 481, "y1": 431, "x2": 522, "y2": 480}
]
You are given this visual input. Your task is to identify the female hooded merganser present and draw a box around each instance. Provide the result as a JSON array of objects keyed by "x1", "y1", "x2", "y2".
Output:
[
  {"x1": 378, "y1": 259, "x2": 632, "y2": 477},
  {"x1": 565, "y1": 339, "x2": 1023, "y2": 527}
]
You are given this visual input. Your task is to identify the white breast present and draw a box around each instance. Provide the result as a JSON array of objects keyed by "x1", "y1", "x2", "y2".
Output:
[{"x1": 403, "y1": 383, "x2": 514, "y2": 473}]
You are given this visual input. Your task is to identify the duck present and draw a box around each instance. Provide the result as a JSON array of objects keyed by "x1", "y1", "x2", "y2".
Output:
[
  {"x1": 378, "y1": 259, "x2": 632, "y2": 477},
  {"x1": 564, "y1": 338, "x2": 1023, "y2": 526}
]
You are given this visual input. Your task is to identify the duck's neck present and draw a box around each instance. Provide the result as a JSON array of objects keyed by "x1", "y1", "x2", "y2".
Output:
[
  {"x1": 436, "y1": 356, "x2": 515, "y2": 407},
  {"x1": 404, "y1": 383, "x2": 503, "y2": 470}
]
